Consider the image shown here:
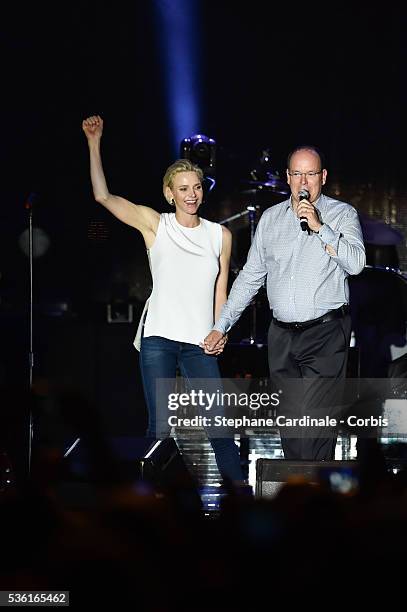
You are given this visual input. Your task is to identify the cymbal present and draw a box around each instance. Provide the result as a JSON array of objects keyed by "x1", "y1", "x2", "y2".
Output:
[{"x1": 240, "y1": 179, "x2": 289, "y2": 196}]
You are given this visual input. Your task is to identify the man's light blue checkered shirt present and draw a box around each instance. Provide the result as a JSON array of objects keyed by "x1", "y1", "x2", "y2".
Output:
[{"x1": 214, "y1": 194, "x2": 366, "y2": 333}]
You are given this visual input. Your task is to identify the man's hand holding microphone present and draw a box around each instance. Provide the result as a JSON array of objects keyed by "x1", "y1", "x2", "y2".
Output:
[{"x1": 297, "y1": 188, "x2": 323, "y2": 233}]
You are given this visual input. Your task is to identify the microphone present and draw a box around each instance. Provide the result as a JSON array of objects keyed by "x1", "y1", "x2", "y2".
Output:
[{"x1": 298, "y1": 188, "x2": 310, "y2": 232}]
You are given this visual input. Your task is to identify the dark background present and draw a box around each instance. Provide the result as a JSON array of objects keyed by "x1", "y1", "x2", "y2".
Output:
[{"x1": 1, "y1": 3, "x2": 407, "y2": 440}]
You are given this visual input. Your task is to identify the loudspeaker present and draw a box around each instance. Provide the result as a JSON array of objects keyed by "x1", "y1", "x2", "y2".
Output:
[
  {"x1": 64, "y1": 436, "x2": 203, "y2": 513},
  {"x1": 255, "y1": 459, "x2": 359, "y2": 498}
]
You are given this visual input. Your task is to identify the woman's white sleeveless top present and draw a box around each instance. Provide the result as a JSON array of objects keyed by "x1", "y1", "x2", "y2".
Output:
[{"x1": 134, "y1": 212, "x2": 222, "y2": 348}]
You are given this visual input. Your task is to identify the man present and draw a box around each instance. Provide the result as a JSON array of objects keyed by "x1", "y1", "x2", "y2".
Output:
[{"x1": 204, "y1": 145, "x2": 366, "y2": 460}]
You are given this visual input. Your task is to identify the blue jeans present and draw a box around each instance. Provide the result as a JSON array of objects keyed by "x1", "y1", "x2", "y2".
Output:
[{"x1": 139, "y1": 335, "x2": 244, "y2": 483}]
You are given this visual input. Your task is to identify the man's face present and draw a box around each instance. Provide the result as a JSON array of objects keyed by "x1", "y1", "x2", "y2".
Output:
[{"x1": 287, "y1": 150, "x2": 327, "y2": 205}]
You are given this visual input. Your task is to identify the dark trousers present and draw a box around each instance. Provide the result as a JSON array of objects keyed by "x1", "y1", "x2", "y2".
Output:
[
  {"x1": 139, "y1": 335, "x2": 244, "y2": 483},
  {"x1": 268, "y1": 314, "x2": 352, "y2": 461}
]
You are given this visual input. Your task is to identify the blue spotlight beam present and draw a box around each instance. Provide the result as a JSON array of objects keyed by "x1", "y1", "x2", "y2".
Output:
[{"x1": 153, "y1": 0, "x2": 202, "y2": 157}]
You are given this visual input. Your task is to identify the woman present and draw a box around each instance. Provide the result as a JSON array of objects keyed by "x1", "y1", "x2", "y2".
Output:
[{"x1": 82, "y1": 115, "x2": 244, "y2": 485}]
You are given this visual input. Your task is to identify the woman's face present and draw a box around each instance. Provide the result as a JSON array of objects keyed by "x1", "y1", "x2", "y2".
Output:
[{"x1": 169, "y1": 171, "x2": 203, "y2": 215}]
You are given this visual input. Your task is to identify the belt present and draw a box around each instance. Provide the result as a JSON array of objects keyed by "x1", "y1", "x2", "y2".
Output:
[{"x1": 273, "y1": 305, "x2": 349, "y2": 331}]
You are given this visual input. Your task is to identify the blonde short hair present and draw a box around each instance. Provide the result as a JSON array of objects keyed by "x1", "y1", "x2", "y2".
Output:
[{"x1": 163, "y1": 159, "x2": 204, "y2": 204}]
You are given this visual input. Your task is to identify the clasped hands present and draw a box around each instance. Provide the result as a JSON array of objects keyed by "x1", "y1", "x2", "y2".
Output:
[{"x1": 200, "y1": 330, "x2": 227, "y2": 355}]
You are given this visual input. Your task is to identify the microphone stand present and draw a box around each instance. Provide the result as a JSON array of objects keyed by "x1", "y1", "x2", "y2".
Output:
[
  {"x1": 25, "y1": 196, "x2": 34, "y2": 476},
  {"x1": 24, "y1": 196, "x2": 82, "y2": 474},
  {"x1": 218, "y1": 205, "x2": 257, "y2": 225}
]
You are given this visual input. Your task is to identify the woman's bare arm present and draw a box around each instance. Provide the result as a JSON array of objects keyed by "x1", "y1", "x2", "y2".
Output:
[{"x1": 82, "y1": 115, "x2": 159, "y2": 246}]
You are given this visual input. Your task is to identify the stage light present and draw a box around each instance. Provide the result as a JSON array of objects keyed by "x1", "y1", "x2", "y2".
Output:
[{"x1": 180, "y1": 134, "x2": 216, "y2": 193}]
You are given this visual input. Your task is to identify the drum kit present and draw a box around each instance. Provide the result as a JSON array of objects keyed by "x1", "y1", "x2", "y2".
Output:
[
  {"x1": 216, "y1": 158, "x2": 290, "y2": 349},
  {"x1": 214, "y1": 154, "x2": 407, "y2": 378}
]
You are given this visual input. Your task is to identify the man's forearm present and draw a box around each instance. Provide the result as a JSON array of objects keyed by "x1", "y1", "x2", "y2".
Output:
[
  {"x1": 214, "y1": 214, "x2": 268, "y2": 334},
  {"x1": 214, "y1": 267, "x2": 266, "y2": 334},
  {"x1": 316, "y1": 213, "x2": 366, "y2": 275}
]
